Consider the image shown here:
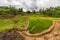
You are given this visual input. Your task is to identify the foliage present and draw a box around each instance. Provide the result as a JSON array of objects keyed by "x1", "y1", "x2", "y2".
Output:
[
  {"x1": 0, "y1": 6, "x2": 60, "y2": 17},
  {"x1": 38, "y1": 7, "x2": 60, "y2": 17}
]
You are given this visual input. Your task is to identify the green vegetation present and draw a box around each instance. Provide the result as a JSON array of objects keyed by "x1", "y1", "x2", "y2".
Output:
[
  {"x1": 0, "y1": 6, "x2": 60, "y2": 17},
  {"x1": 0, "y1": 6, "x2": 60, "y2": 34},
  {"x1": 0, "y1": 15, "x2": 28, "y2": 32},
  {"x1": 28, "y1": 17, "x2": 52, "y2": 34},
  {"x1": 0, "y1": 19, "x2": 14, "y2": 32}
]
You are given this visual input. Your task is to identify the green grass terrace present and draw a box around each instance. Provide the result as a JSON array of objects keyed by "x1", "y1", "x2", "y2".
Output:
[{"x1": 28, "y1": 17, "x2": 52, "y2": 34}]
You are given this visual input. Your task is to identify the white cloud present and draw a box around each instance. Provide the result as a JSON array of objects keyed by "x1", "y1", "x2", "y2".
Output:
[{"x1": 0, "y1": 0, "x2": 60, "y2": 11}]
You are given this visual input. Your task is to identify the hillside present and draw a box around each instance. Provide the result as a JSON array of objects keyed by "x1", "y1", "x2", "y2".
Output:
[{"x1": 0, "y1": 6, "x2": 60, "y2": 40}]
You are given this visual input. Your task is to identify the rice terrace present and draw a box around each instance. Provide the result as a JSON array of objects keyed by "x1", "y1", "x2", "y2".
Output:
[{"x1": 0, "y1": 6, "x2": 60, "y2": 40}]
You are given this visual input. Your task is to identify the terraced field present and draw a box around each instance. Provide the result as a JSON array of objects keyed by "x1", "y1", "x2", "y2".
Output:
[
  {"x1": 0, "y1": 15, "x2": 28, "y2": 32},
  {"x1": 28, "y1": 17, "x2": 52, "y2": 34},
  {"x1": 0, "y1": 15, "x2": 59, "y2": 34},
  {"x1": 0, "y1": 15, "x2": 60, "y2": 40}
]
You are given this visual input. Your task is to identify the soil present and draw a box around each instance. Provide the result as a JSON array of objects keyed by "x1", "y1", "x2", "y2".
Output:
[
  {"x1": 0, "y1": 14, "x2": 15, "y2": 19},
  {"x1": 0, "y1": 29, "x2": 25, "y2": 40}
]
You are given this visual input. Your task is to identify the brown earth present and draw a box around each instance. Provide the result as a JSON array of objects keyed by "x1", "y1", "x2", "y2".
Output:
[
  {"x1": 0, "y1": 29, "x2": 25, "y2": 40},
  {"x1": 0, "y1": 14, "x2": 15, "y2": 19},
  {"x1": 0, "y1": 20, "x2": 60, "y2": 40}
]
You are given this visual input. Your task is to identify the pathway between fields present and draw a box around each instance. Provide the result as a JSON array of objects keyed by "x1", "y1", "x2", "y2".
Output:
[{"x1": 19, "y1": 20, "x2": 60, "y2": 40}]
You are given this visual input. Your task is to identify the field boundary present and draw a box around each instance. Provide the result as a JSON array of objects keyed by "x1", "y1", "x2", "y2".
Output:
[
  {"x1": 22, "y1": 21, "x2": 56, "y2": 37},
  {"x1": 19, "y1": 19, "x2": 29, "y2": 31}
]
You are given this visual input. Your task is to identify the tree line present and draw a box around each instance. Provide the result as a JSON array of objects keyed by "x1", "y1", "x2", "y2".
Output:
[{"x1": 0, "y1": 6, "x2": 60, "y2": 17}]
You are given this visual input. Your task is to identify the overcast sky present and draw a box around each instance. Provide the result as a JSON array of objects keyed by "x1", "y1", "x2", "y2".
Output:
[{"x1": 0, "y1": 0, "x2": 60, "y2": 11}]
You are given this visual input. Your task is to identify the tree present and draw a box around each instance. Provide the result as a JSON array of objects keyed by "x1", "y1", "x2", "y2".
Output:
[{"x1": 9, "y1": 6, "x2": 17, "y2": 15}]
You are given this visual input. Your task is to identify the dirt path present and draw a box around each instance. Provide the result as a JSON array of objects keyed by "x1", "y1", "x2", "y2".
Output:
[{"x1": 19, "y1": 20, "x2": 60, "y2": 40}]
